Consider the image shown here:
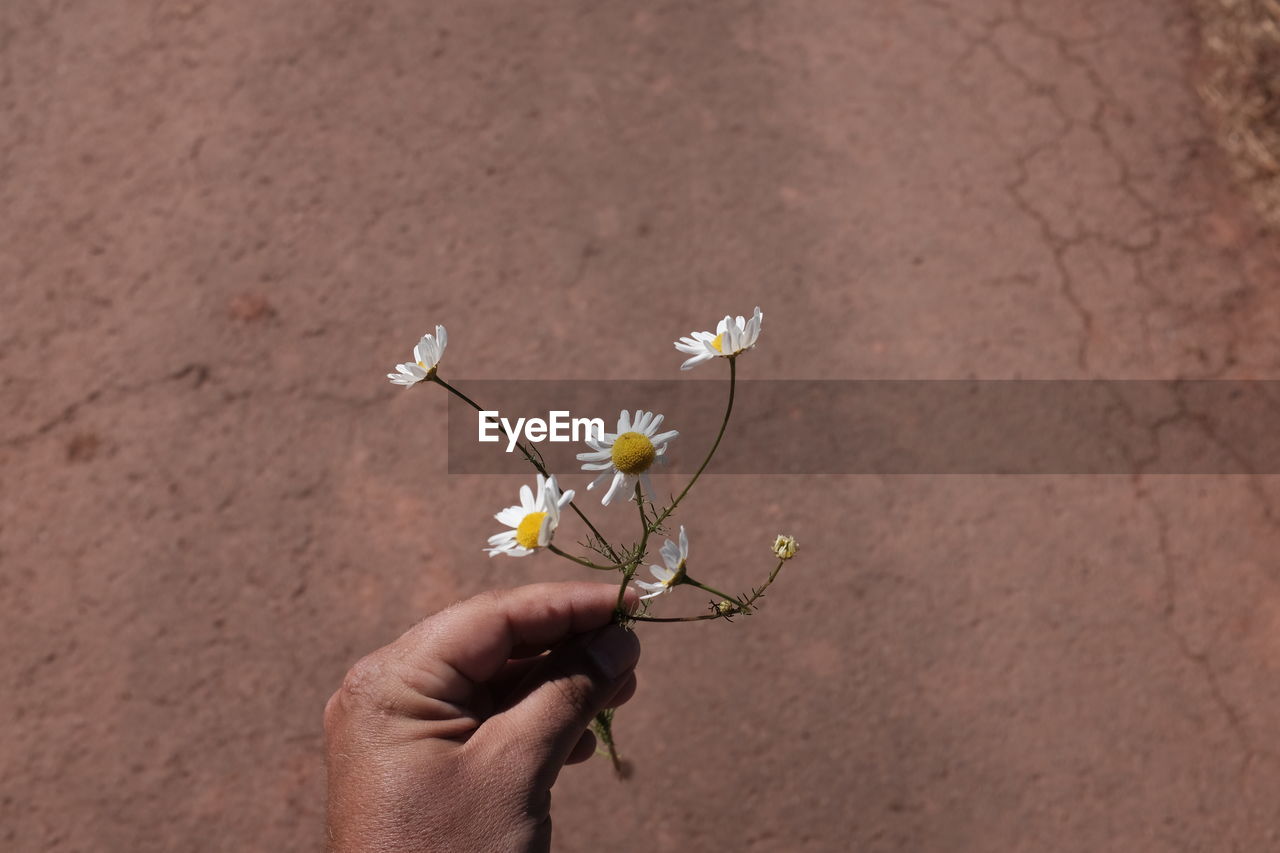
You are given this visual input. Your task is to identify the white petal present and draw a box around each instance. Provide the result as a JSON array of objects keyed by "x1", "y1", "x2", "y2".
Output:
[
  {"x1": 650, "y1": 429, "x2": 679, "y2": 446},
  {"x1": 495, "y1": 507, "x2": 524, "y2": 527},
  {"x1": 650, "y1": 565, "x2": 675, "y2": 583},
  {"x1": 660, "y1": 539, "x2": 680, "y2": 568},
  {"x1": 680, "y1": 354, "x2": 709, "y2": 370},
  {"x1": 536, "y1": 514, "x2": 554, "y2": 546},
  {"x1": 602, "y1": 471, "x2": 627, "y2": 505}
]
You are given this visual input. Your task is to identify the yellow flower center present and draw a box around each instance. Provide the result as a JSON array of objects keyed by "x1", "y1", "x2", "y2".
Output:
[
  {"x1": 611, "y1": 431, "x2": 656, "y2": 474},
  {"x1": 710, "y1": 333, "x2": 725, "y2": 353},
  {"x1": 515, "y1": 511, "x2": 548, "y2": 549}
]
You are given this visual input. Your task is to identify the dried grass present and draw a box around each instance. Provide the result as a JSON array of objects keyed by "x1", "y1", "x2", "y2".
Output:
[{"x1": 1196, "y1": 0, "x2": 1280, "y2": 225}]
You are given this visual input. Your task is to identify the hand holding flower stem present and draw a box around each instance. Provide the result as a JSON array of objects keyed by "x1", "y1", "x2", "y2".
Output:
[{"x1": 386, "y1": 308, "x2": 796, "y2": 775}]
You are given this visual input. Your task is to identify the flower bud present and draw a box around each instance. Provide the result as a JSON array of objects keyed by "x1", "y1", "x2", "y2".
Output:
[{"x1": 772, "y1": 534, "x2": 798, "y2": 560}]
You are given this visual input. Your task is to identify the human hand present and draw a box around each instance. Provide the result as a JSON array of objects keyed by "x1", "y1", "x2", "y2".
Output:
[{"x1": 324, "y1": 582, "x2": 641, "y2": 852}]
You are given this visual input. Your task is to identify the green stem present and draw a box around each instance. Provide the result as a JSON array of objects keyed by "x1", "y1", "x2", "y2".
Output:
[
  {"x1": 634, "y1": 482, "x2": 647, "y2": 531},
  {"x1": 622, "y1": 357, "x2": 738, "y2": 586},
  {"x1": 739, "y1": 558, "x2": 787, "y2": 610},
  {"x1": 631, "y1": 557, "x2": 787, "y2": 622},
  {"x1": 547, "y1": 543, "x2": 619, "y2": 572},
  {"x1": 613, "y1": 563, "x2": 639, "y2": 615},
  {"x1": 630, "y1": 612, "x2": 721, "y2": 623},
  {"x1": 649, "y1": 356, "x2": 737, "y2": 531},
  {"x1": 591, "y1": 710, "x2": 625, "y2": 776},
  {"x1": 430, "y1": 374, "x2": 622, "y2": 563},
  {"x1": 607, "y1": 483, "x2": 650, "y2": 618},
  {"x1": 683, "y1": 577, "x2": 746, "y2": 609}
]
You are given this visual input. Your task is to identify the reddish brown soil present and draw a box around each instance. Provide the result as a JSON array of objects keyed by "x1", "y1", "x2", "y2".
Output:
[{"x1": 3, "y1": 1, "x2": 1280, "y2": 850}]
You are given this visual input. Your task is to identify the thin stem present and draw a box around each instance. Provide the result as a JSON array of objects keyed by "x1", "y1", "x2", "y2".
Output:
[
  {"x1": 740, "y1": 558, "x2": 787, "y2": 610},
  {"x1": 649, "y1": 356, "x2": 736, "y2": 531},
  {"x1": 631, "y1": 485, "x2": 653, "y2": 579},
  {"x1": 430, "y1": 374, "x2": 622, "y2": 563},
  {"x1": 605, "y1": 484, "x2": 650, "y2": 619},
  {"x1": 605, "y1": 740, "x2": 624, "y2": 775},
  {"x1": 632, "y1": 558, "x2": 788, "y2": 622},
  {"x1": 613, "y1": 563, "x2": 638, "y2": 615},
  {"x1": 429, "y1": 374, "x2": 486, "y2": 412},
  {"x1": 630, "y1": 612, "x2": 721, "y2": 623},
  {"x1": 592, "y1": 710, "x2": 624, "y2": 776},
  {"x1": 547, "y1": 543, "x2": 618, "y2": 571},
  {"x1": 683, "y1": 577, "x2": 746, "y2": 608},
  {"x1": 621, "y1": 357, "x2": 738, "y2": 583},
  {"x1": 602, "y1": 483, "x2": 649, "y2": 615}
]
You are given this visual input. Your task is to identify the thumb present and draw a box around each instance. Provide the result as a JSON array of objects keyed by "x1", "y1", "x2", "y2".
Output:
[{"x1": 482, "y1": 624, "x2": 641, "y2": 776}]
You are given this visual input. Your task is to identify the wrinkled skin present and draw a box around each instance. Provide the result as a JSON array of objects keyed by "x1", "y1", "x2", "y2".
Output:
[{"x1": 325, "y1": 583, "x2": 641, "y2": 852}]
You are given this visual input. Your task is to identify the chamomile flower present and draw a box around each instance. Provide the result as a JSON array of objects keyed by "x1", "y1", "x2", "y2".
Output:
[
  {"x1": 388, "y1": 325, "x2": 447, "y2": 386},
  {"x1": 772, "y1": 534, "x2": 799, "y2": 560},
  {"x1": 635, "y1": 526, "x2": 690, "y2": 599},
  {"x1": 674, "y1": 306, "x2": 763, "y2": 370},
  {"x1": 485, "y1": 474, "x2": 573, "y2": 557},
  {"x1": 576, "y1": 409, "x2": 678, "y2": 505}
]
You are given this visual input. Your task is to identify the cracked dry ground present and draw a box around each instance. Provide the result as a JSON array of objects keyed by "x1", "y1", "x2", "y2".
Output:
[{"x1": 3, "y1": 1, "x2": 1280, "y2": 851}]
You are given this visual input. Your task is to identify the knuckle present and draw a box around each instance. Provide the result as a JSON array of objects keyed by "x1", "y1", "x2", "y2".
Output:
[
  {"x1": 334, "y1": 651, "x2": 427, "y2": 723},
  {"x1": 336, "y1": 652, "x2": 396, "y2": 710},
  {"x1": 468, "y1": 588, "x2": 509, "y2": 613}
]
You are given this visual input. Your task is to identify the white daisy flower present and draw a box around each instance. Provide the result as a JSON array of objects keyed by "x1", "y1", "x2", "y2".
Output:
[
  {"x1": 635, "y1": 526, "x2": 690, "y2": 599},
  {"x1": 388, "y1": 325, "x2": 447, "y2": 386},
  {"x1": 673, "y1": 306, "x2": 763, "y2": 370},
  {"x1": 485, "y1": 474, "x2": 574, "y2": 557},
  {"x1": 576, "y1": 409, "x2": 678, "y2": 505}
]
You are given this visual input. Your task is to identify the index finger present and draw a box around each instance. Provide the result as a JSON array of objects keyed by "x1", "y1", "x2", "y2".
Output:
[{"x1": 393, "y1": 582, "x2": 639, "y2": 686}]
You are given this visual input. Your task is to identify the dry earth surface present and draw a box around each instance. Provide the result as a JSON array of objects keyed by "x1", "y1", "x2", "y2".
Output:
[{"x1": 3, "y1": 1, "x2": 1280, "y2": 850}]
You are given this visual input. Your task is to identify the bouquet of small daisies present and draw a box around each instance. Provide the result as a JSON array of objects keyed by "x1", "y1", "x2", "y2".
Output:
[{"x1": 388, "y1": 307, "x2": 798, "y2": 772}]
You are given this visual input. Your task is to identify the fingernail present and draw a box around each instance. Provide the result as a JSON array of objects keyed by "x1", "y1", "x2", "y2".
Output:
[{"x1": 586, "y1": 625, "x2": 640, "y2": 681}]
